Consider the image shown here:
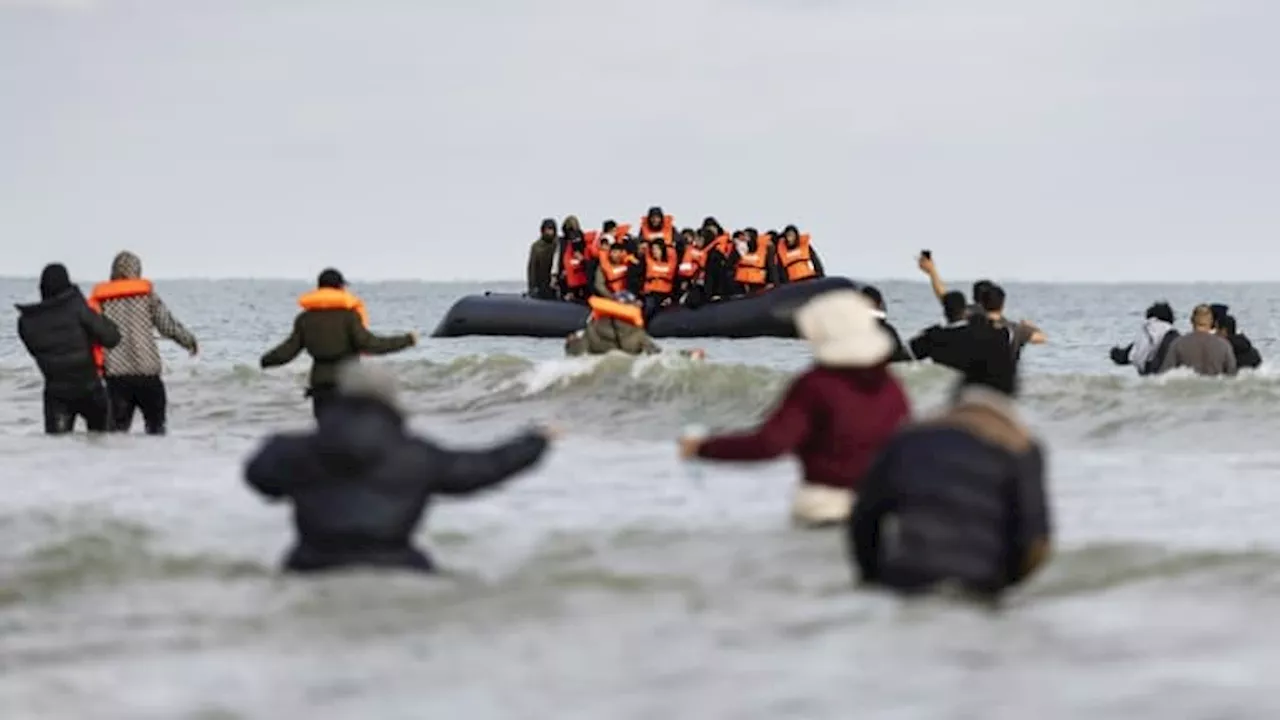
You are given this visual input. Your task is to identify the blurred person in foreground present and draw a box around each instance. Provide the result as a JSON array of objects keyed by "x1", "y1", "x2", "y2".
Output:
[
  {"x1": 678, "y1": 290, "x2": 911, "y2": 527},
  {"x1": 244, "y1": 361, "x2": 555, "y2": 574},
  {"x1": 850, "y1": 323, "x2": 1051, "y2": 600}
]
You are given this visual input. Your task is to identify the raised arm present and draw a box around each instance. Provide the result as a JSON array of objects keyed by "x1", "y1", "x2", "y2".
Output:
[{"x1": 427, "y1": 431, "x2": 550, "y2": 496}]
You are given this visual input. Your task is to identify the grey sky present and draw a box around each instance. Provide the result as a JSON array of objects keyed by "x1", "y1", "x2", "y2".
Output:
[{"x1": 1, "y1": 0, "x2": 1276, "y2": 282}]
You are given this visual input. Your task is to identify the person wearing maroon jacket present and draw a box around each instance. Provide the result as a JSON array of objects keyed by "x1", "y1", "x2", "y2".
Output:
[{"x1": 678, "y1": 290, "x2": 911, "y2": 527}]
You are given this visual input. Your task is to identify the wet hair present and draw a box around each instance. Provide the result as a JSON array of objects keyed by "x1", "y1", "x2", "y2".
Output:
[
  {"x1": 1219, "y1": 315, "x2": 1238, "y2": 335},
  {"x1": 980, "y1": 284, "x2": 1006, "y2": 313},
  {"x1": 860, "y1": 285, "x2": 886, "y2": 310},
  {"x1": 1145, "y1": 301, "x2": 1174, "y2": 324},
  {"x1": 972, "y1": 279, "x2": 994, "y2": 305},
  {"x1": 942, "y1": 291, "x2": 967, "y2": 323},
  {"x1": 317, "y1": 268, "x2": 346, "y2": 289}
]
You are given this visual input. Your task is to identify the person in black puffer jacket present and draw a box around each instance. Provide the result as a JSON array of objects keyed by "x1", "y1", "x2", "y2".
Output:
[
  {"x1": 244, "y1": 361, "x2": 556, "y2": 574},
  {"x1": 850, "y1": 322, "x2": 1052, "y2": 600},
  {"x1": 16, "y1": 263, "x2": 122, "y2": 433}
]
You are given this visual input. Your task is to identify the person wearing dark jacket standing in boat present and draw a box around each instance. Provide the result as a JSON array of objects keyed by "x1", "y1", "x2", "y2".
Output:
[
  {"x1": 89, "y1": 251, "x2": 199, "y2": 435},
  {"x1": 851, "y1": 322, "x2": 1052, "y2": 600},
  {"x1": 908, "y1": 290, "x2": 972, "y2": 372},
  {"x1": 527, "y1": 219, "x2": 558, "y2": 300},
  {"x1": 679, "y1": 290, "x2": 911, "y2": 527},
  {"x1": 859, "y1": 285, "x2": 913, "y2": 363},
  {"x1": 1158, "y1": 304, "x2": 1237, "y2": 376},
  {"x1": 260, "y1": 268, "x2": 417, "y2": 419},
  {"x1": 1109, "y1": 301, "x2": 1179, "y2": 376},
  {"x1": 245, "y1": 361, "x2": 556, "y2": 574},
  {"x1": 16, "y1": 263, "x2": 122, "y2": 434}
]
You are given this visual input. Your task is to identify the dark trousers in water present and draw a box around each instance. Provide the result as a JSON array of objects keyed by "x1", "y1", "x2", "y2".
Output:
[
  {"x1": 643, "y1": 294, "x2": 669, "y2": 324},
  {"x1": 43, "y1": 382, "x2": 111, "y2": 434},
  {"x1": 284, "y1": 542, "x2": 435, "y2": 574},
  {"x1": 107, "y1": 375, "x2": 168, "y2": 435},
  {"x1": 307, "y1": 384, "x2": 338, "y2": 420}
]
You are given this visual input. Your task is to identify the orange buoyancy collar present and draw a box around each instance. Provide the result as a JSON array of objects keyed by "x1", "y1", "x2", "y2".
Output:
[
  {"x1": 90, "y1": 278, "x2": 153, "y2": 302},
  {"x1": 587, "y1": 296, "x2": 644, "y2": 328},
  {"x1": 299, "y1": 288, "x2": 369, "y2": 327}
]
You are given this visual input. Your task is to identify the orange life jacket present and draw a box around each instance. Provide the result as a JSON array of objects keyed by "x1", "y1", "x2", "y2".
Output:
[
  {"x1": 562, "y1": 243, "x2": 590, "y2": 289},
  {"x1": 597, "y1": 254, "x2": 633, "y2": 294},
  {"x1": 87, "y1": 278, "x2": 154, "y2": 374},
  {"x1": 299, "y1": 288, "x2": 369, "y2": 327},
  {"x1": 615, "y1": 223, "x2": 632, "y2": 241},
  {"x1": 643, "y1": 257, "x2": 676, "y2": 294},
  {"x1": 678, "y1": 245, "x2": 708, "y2": 280},
  {"x1": 584, "y1": 230, "x2": 599, "y2": 246},
  {"x1": 639, "y1": 215, "x2": 674, "y2": 247},
  {"x1": 777, "y1": 234, "x2": 817, "y2": 281},
  {"x1": 588, "y1": 295, "x2": 644, "y2": 328},
  {"x1": 734, "y1": 248, "x2": 768, "y2": 286}
]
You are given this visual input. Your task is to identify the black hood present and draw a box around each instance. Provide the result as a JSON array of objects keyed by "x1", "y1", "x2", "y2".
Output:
[{"x1": 311, "y1": 397, "x2": 406, "y2": 473}]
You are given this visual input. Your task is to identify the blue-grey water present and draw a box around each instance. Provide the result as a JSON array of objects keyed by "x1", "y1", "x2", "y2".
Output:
[{"x1": 3, "y1": 278, "x2": 1280, "y2": 719}]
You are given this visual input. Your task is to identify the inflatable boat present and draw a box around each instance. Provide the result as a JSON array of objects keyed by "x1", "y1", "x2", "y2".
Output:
[{"x1": 431, "y1": 276, "x2": 860, "y2": 339}]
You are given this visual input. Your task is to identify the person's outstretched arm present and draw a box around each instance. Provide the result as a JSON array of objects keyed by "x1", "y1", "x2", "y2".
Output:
[
  {"x1": 244, "y1": 434, "x2": 310, "y2": 500},
  {"x1": 426, "y1": 430, "x2": 550, "y2": 496},
  {"x1": 260, "y1": 316, "x2": 304, "y2": 368},
  {"x1": 1110, "y1": 344, "x2": 1133, "y2": 366},
  {"x1": 150, "y1": 294, "x2": 198, "y2": 354},
  {"x1": 696, "y1": 378, "x2": 812, "y2": 460},
  {"x1": 79, "y1": 302, "x2": 122, "y2": 349},
  {"x1": 349, "y1": 313, "x2": 416, "y2": 355}
]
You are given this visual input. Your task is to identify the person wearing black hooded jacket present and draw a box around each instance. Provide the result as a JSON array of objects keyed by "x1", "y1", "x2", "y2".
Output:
[
  {"x1": 1217, "y1": 314, "x2": 1262, "y2": 369},
  {"x1": 16, "y1": 263, "x2": 122, "y2": 433},
  {"x1": 851, "y1": 322, "x2": 1052, "y2": 600},
  {"x1": 244, "y1": 361, "x2": 555, "y2": 574}
]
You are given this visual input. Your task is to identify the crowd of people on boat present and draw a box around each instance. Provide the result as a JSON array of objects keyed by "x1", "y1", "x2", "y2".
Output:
[
  {"x1": 526, "y1": 206, "x2": 826, "y2": 319},
  {"x1": 7, "y1": 240, "x2": 1265, "y2": 602}
]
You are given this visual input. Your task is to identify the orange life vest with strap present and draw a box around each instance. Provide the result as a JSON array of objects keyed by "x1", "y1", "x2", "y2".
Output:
[
  {"x1": 643, "y1": 257, "x2": 676, "y2": 294},
  {"x1": 588, "y1": 295, "x2": 644, "y2": 328},
  {"x1": 734, "y1": 248, "x2": 768, "y2": 286},
  {"x1": 598, "y1": 254, "x2": 633, "y2": 294},
  {"x1": 615, "y1": 223, "x2": 632, "y2": 241},
  {"x1": 777, "y1": 234, "x2": 817, "y2": 281},
  {"x1": 678, "y1": 245, "x2": 708, "y2": 280},
  {"x1": 562, "y1": 243, "x2": 591, "y2": 289},
  {"x1": 584, "y1": 230, "x2": 599, "y2": 246},
  {"x1": 299, "y1": 288, "x2": 369, "y2": 328},
  {"x1": 639, "y1": 215, "x2": 674, "y2": 248},
  {"x1": 87, "y1": 278, "x2": 154, "y2": 374}
]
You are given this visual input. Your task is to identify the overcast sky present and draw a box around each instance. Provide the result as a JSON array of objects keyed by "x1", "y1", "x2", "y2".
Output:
[{"x1": 1, "y1": 0, "x2": 1276, "y2": 282}]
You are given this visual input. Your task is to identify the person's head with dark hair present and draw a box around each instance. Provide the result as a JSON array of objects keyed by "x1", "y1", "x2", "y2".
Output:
[
  {"x1": 649, "y1": 242, "x2": 667, "y2": 261},
  {"x1": 1145, "y1": 301, "x2": 1175, "y2": 324},
  {"x1": 942, "y1": 290, "x2": 967, "y2": 323},
  {"x1": 744, "y1": 228, "x2": 759, "y2": 242},
  {"x1": 701, "y1": 216, "x2": 723, "y2": 235},
  {"x1": 603, "y1": 219, "x2": 618, "y2": 234},
  {"x1": 38, "y1": 263, "x2": 73, "y2": 300},
  {"x1": 646, "y1": 206, "x2": 664, "y2": 230},
  {"x1": 1217, "y1": 314, "x2": 1238, "y2": 337},
  {"x1": 960, "y1": 323, "x2": 1018, "y2": 397},
  {"x1": 980, "y1": 284, "x2": 1006, "y2": 314},
  {"x1": 859, "y1": 285, "x2": 886, "y2": 311},
  {"x1": 1209, "y1": 304, "x2": 1229, "y2": 328},
  {"x1": 697, "y1": 227, "x2": 716, "y2": 246},
  {"x1": 972, "y1": 279, "x2": 994, "y2": 305},
  {"x1": 317, "y1": 268, "x2": 346, "y2": 289},
  {"x1": 680, "y1": 227, "x2": 695, "y2": 243}
]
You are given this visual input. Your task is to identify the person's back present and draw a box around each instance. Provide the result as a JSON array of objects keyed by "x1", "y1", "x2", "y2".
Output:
[
  {"x1": 909, "y1": 291, "x2": 972, "y2": 371},
  {"x1": 244, "y1": 363, "x2": 553, "y2": 573},
  {"x1": 16, "y1": 263, "x2": 122, "y2": 433},
  {"x1": 260, "y1": 268, "x2": 416, "y2": 417},
  {"x1": 90, "y1": 251, "x2": 198, "y2": 434},
  {"x1": 1159, "y1": 305, "x2": 1237, "y2": 376},
  {"x1": 851, "y1": 331, "x2": 1051, "y2": 598}
]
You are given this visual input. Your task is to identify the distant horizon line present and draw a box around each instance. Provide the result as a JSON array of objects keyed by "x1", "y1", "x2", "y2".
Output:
[{"x1": 0, "y1": 275, "x2": 1275, "y2": 286}]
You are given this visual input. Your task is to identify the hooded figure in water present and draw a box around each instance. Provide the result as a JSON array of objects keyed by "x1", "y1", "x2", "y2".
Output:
[{"x1": 1110, "y1": 302, "x2": 1179, "y2": 375}]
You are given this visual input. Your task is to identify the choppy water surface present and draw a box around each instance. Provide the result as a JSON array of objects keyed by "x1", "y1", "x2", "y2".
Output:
[{"x1": 2, "y1": 278, "x2": 1280, "y2": 719}]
